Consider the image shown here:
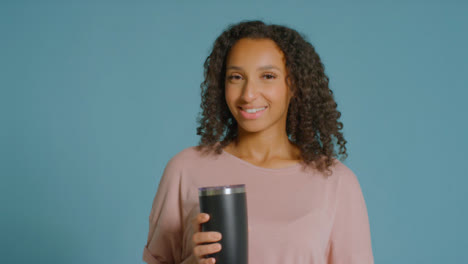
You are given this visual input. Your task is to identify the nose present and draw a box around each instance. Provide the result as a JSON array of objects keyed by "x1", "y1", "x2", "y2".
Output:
[{"x1": 240, "y1": 79, "x2": 258, "y2": 102}]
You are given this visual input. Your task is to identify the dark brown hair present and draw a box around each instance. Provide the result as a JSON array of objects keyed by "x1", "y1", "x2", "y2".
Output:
[{"x1": 195, "y1": 20, "x2": 347, "y2": 176}]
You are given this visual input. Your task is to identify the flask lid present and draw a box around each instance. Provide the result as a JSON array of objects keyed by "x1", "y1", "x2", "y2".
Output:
[{"x1": 198, "y1": 184, "x2": 245, "y2": 196}]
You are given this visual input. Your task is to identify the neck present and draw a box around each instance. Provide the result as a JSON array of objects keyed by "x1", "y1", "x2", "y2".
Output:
[{"x1": 230, "y1": 126, "x2": 298, "y2": 163}]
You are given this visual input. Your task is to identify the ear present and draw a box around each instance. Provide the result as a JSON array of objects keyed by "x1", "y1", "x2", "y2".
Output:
[
  {"x1": 286, "y1": 76, "x2": 295, "y2": 98},
  {"x1": 288, "y1": 89, "x2": 294, "y2": 101}
]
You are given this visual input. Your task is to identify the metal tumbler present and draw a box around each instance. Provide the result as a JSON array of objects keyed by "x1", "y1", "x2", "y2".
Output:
[{"x1": 198, "y1": 184, "x2": 248, "y2": 264}]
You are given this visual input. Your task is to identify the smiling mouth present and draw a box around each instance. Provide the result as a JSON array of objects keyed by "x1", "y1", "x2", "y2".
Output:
[
  {"x1": 238, "y1": 106, "x2": 268, "y2": 113},
  {"x1": 238, "y1": 106, "x2": 268, "y2": 120}
]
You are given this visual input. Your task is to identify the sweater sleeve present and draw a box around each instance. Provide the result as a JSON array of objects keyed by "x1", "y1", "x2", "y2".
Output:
[
  {"x1": 142, "y1": 156, "x2": 194, "y2": 264},
  {"x1": 326, "y1": 166, "x2": 375, "y2": 264}
]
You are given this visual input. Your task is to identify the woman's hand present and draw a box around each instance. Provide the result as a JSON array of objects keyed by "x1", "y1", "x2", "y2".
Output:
[{"x1": 191, "y1": 213, "x2": 222, "y2": 264}]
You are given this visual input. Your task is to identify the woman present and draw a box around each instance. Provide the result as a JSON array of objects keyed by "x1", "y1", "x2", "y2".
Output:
[{"x1": 143, "y1": 20, "x2": 374, "y2": 264}]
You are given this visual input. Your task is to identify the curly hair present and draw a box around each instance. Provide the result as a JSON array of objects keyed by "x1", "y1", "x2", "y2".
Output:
[{"x1": 195, "y1": 20, "x2": 347, "y2": 176}]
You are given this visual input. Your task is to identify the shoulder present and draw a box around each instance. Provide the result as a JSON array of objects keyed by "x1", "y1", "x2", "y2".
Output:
[
  {"x1": 164, "y1": 145, "x2": 217, "y2": 172},
  {"x1": 158, "y1": 145, "x2": 224, "y2": 190},
  {"x1": 157, "y1": 146, "x2": 206, "y2": 185},
  {"x1": 325, "y1": 158, "x2": 361, "y2": 188},
  {"x1": 165, "y1": 146, "x2": 199, "y2": 169},
  {"x1": 328, "y1": 158, "x2": 364, "y2": 196},
  {"x1": 167, "y1": 146, "x2": 200, "y2": 164}
]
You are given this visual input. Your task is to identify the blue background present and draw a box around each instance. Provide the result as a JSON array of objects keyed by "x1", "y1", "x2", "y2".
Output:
[{"x1": 1, "y1": 1, "x2": 467, "y2": 263}]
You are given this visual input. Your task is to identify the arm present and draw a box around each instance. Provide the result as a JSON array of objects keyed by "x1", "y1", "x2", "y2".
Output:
[
  {"x1": 326, "y1": 167, "x2": 375, "y2": 264},
  {"x1": 142, "y1": 157, "x2": 194, "y2": 264}
]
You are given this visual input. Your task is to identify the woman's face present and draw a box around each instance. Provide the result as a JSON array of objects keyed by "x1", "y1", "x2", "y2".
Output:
[{"x1": 225, "y1": 38, "x2": 293, "y2": 134}]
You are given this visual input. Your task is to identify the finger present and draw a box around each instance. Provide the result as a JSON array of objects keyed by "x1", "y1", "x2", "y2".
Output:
[
  {"x1": 201, "y1": 257, "x2": 216, "y2": 264},
  {"x1": 198, "y1": 213, "x2": 210, "y2": 224},
  {"x1": 197, "y1": 213, "x2": 210, "y2": 232},
  {"x1": 193, "y1": 243, "x2": 222, "y2": 258},
  {"x1": 192, "y1": 213, "x2": 209, "y2": 232},
  {"x1": 193, "y1": 231, "x2": 222, "y2": 244}
]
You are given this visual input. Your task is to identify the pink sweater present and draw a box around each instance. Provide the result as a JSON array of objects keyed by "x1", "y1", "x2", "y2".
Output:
[{"x1": 143, "y1": 146, "x2": 374, "y2": 264}]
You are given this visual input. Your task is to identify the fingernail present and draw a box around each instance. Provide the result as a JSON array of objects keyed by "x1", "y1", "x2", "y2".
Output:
[
  {"x1": 214, "y1": 232, "x2": 222, "y2": 240},
  {"x1": 211, "y1": 258, "x2": 216, "y2": 264}
]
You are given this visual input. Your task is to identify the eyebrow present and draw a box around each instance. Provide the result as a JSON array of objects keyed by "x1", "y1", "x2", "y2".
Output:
[{"x1": 226, "y1": 65, "x2": 282, "y2": 71}]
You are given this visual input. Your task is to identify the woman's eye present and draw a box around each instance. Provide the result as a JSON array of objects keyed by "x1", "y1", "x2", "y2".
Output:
[
  {"x1": 228, "y1": 75, "x2": 242, "y2": 80},
  {"x1": 262, "y1": 73, "x2": 276, "y2": 79}
]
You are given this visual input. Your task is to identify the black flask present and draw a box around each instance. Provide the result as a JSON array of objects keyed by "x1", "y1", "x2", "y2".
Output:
[{"x1": 198, "y1": 184, "x2": 248, "y2": 264}]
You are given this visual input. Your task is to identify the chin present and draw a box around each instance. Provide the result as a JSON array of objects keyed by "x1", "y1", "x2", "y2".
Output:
[{"x1": 237, "y1": 121, "x2": 268, "y2": 133}]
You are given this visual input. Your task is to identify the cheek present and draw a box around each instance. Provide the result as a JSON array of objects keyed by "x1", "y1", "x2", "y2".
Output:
[
  {"x1": 225, "y1": 87, "x2": 237, "y2": 111},
  {"x1": 265, "y1": 85, "x2": 288, "y2": 104},
  {"x1": 225, "y1": 87, "x2": 233, "y2": 103}
]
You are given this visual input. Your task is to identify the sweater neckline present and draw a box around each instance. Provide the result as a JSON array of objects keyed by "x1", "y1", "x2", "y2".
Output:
[{"x1": 221, "y1": 149, "x2": 303, "y2": 174}]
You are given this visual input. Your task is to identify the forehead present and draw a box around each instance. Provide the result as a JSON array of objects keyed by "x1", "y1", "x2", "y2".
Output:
[{"x1": 226, "y1": 38, "x2": 286, "y2": 70}]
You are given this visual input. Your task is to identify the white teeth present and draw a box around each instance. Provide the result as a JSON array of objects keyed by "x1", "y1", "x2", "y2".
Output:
[{"x1": 244, "y1": 107, "x2": 266, "y2": 113}]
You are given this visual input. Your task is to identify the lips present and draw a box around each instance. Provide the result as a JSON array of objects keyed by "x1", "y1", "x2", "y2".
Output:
[
  {"x1": 238, "y1": 106, "x2": 267, "y2": 112},
  {"x1": 238, "y1": 106, "x2": 268, "y2": 120},
  {"x1": 239, "y1": 106, "x2": 267, "y2": 110}
]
